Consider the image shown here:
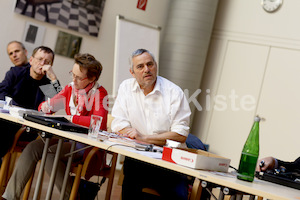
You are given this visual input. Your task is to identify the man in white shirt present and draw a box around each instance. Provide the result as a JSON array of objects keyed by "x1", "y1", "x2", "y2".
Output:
[{"x1": 111, "y1": 49, "x2": 191, "y2": 200}]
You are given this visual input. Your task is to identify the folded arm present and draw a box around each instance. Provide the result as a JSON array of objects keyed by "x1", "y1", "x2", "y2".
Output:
[{"x1": 118, "y1": 127, "x2": 186, "y2": 146}]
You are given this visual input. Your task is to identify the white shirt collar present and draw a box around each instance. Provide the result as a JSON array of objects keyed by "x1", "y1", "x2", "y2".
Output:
[{"x1": 131, "y1": 76, "x2": 162, "y2": 95}]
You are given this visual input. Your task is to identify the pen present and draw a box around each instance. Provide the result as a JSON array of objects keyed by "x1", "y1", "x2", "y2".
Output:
[
  {"x1": 47, "y1": 97, "x2": 51, "y2": 113},
  {"x1": 259, "y1": 160, "x2": 265, "y2": 170}
]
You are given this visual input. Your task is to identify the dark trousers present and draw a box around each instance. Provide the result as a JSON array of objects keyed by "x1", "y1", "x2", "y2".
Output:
[
  {"x1": 122, "y1": 157, "x2": 189, "y2": 200},
  {"x1": 0, "y1": 119, "x2": 37, "y2": 159}
]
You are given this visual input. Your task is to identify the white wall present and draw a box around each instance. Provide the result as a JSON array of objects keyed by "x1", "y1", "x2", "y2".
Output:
[
  {"x1": 192, "y1": 0, "x2": 300, "y2": 168},
  {"x1": 0, "y1": 0, "x2": 170, "y2": 94}
]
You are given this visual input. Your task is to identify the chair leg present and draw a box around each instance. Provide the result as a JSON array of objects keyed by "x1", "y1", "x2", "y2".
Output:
[
  {"x1": 31, "y1": 5, "x2": 36, "y2": 18},
  {"x1": 30, "y1": 163, "x2": 44, "y2": 200},
  {"x1": 21, "y1": 2, "x2": 29, "y2": 15},
  {"x1": 44, "y1": 4, "x2": 49, "y2": 22},
  {"x1": 105, "y1": 153, "x2": 118, "y2": 200},
  {"x1": 117, "y1": 166, "x2": 124, "y2": 186},
  {"x1": 0, "y1": 153, "x2": 11, "y2": 194},
  {"x1": 38, "y1": 167, "x2": 45, "y2": 200},
  {"x1": 190, "y1": 178, "x2": 202, "y2": 200},
  {"x1": 70, "y1": 164, "x2": 83, "y2": 200}
]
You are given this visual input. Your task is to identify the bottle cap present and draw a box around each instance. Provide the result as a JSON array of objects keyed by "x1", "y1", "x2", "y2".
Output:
[{"x1": 254, "y1": 115, "x2": 261, "y2": 122}]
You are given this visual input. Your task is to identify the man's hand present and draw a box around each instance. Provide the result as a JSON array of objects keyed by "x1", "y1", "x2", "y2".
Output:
[
  {"x1": 256, "y1": 157, "x2": 276, "y2": 172},
  {"x1": 42, "y1": 65, "x2": 57, "y2": 81},
  {"x1": 117, "y1": 128, "x2": 186, "y2": 146},
  {"x1": 118, "y1": 127, "x2": 144, "y2": 140}
]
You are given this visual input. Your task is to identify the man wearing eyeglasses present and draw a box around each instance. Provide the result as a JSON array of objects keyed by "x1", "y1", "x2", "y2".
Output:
[
  {"x1": 0, "y1": 46, "x2": 62, "y2": 158},
  {"x1": 112, "y1": 49, "x2": 191, "y2": 200}
]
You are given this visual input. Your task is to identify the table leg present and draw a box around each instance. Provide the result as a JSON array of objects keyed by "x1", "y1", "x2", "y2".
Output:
[
  {"x1": 249, "y1": 195, "x2": 255, "y2": 200},
  {"x1": 33, "y1": 137, "x2": 50, "y2": 200},
  {"x1": 45, "y1": 138, "x2": 63, "y2": 200},
  {"x1": 59, "y1": 141, "x2": 76, "y2": 200}
]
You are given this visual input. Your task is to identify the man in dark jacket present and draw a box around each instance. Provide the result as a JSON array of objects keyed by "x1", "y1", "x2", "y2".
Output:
[
  {"x1": 256, "y1": 156, "x2": 300, "y2": 172},
  {"x1": 6, "y1": 41, "x2": 28, "y2": 67},
  {"x1": 0, "y1": 46, "x2": 62, "y2": 158}
]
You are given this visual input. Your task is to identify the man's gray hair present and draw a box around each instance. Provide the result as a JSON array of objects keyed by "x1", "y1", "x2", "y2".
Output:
[
  {"x1": 130, "y1": 49, "x2": 156, "y2": 71},
  {"x1": 7, "y1": 41, "x2": 26, "y2": 50}
]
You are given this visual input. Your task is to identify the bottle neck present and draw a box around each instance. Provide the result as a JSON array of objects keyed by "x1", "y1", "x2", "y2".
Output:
[{"x1": 243, "y1": 121, "x2": 259, "y2": 153}]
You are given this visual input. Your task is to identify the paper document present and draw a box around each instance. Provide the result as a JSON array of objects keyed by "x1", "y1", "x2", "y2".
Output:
[
  {"x1": 9, "y1": 106, "x2": 44, "y2": 118},
  {"x1": 0, "y1": 100, "x2": 5, "y2": 108},
  {"x1": 99, "y1": 131, "x2": 162, "y2": 152},
  {"x1": 0, "y1": 108, "x2": 9, "y2": 113}
]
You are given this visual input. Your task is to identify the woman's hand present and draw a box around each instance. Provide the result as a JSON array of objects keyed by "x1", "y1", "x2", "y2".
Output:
[{"x1": 40, "y1": 101, "x2": 52, "y2": 114}]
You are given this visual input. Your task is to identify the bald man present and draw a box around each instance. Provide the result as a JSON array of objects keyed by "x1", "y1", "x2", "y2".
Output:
[{"x1": 7, "y1": 41, "x2": 29, "y2": 67}]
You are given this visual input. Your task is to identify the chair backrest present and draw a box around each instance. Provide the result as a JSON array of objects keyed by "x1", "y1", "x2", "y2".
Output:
[
  {"x1": 186, "y1": 134, "x2": 207, "y2": 151},
  {"x1": 107, "y1": 114, "x2": 114, "y2": 132}
]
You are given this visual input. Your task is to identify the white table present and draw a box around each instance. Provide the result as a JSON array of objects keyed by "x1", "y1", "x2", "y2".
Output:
[{"x1": 1, "y1": 113, "x2": 299, "y2": 200}]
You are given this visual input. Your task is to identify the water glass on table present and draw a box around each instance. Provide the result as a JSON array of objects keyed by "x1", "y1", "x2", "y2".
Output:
[{"x1": 88, "y1": 115, "x2": 102, "y2": 138}]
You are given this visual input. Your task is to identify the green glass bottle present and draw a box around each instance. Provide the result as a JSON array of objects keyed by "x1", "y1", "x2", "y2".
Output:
[{"x1": 237, "y1": 115, "x2": 260, "y2": 182}]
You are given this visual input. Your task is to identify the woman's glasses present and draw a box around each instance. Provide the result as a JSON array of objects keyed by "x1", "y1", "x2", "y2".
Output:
[{"x1": 69, "y1": 71, "x2": 88, "y2": 82}]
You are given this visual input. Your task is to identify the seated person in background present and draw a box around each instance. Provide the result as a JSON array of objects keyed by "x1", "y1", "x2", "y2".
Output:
[
  {"x1": 2, "y1": 53, "x2": 108, "y2": 200},
  {"x1": 256, "y1": 156, "x2": 300, "y2": 172},
  {"x1": 111, "y1": 49, "x2": 191, "y2": 200},
  {"x1": 6, "y1": 41, "x2": 29, "y2": 67},
  {"x1": 0, "y1": 46, "x2": 62, "y2": 158},
  {"x1": 0, "y1": 45, "x2": 62, "y2": 109}
]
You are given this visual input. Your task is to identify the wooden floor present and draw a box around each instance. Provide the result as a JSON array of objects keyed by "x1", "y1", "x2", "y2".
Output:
[{"x1": 22, "y1": 165, "x2": 122, "y2": 200}]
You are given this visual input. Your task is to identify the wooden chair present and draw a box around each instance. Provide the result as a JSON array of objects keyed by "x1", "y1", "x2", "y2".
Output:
[
  {"x1": 69, "y1": 114, "x2": 117, "y2": 200},
  {"x1": 69, "y1": 148, "x2": 118, "y2": 200},
  {"x1": 0, "y1": 126, "x2": 36, "y2": 200}
]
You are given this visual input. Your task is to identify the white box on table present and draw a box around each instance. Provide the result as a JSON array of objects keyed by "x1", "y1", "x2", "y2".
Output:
[{"x1": 162, "y1": 146, "x2": 231, "y2": 172}]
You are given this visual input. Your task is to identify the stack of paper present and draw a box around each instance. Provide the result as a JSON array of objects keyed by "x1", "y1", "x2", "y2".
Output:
[
  {"x1": 0, "y1": 100, "x2": 9, "y2": 113},
  {"x1": 0, "y1": 100, "x2": 5, "y2": 108},
  {"x1": 9, "y1": 106, "x2": 44, "y2": 118}
]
